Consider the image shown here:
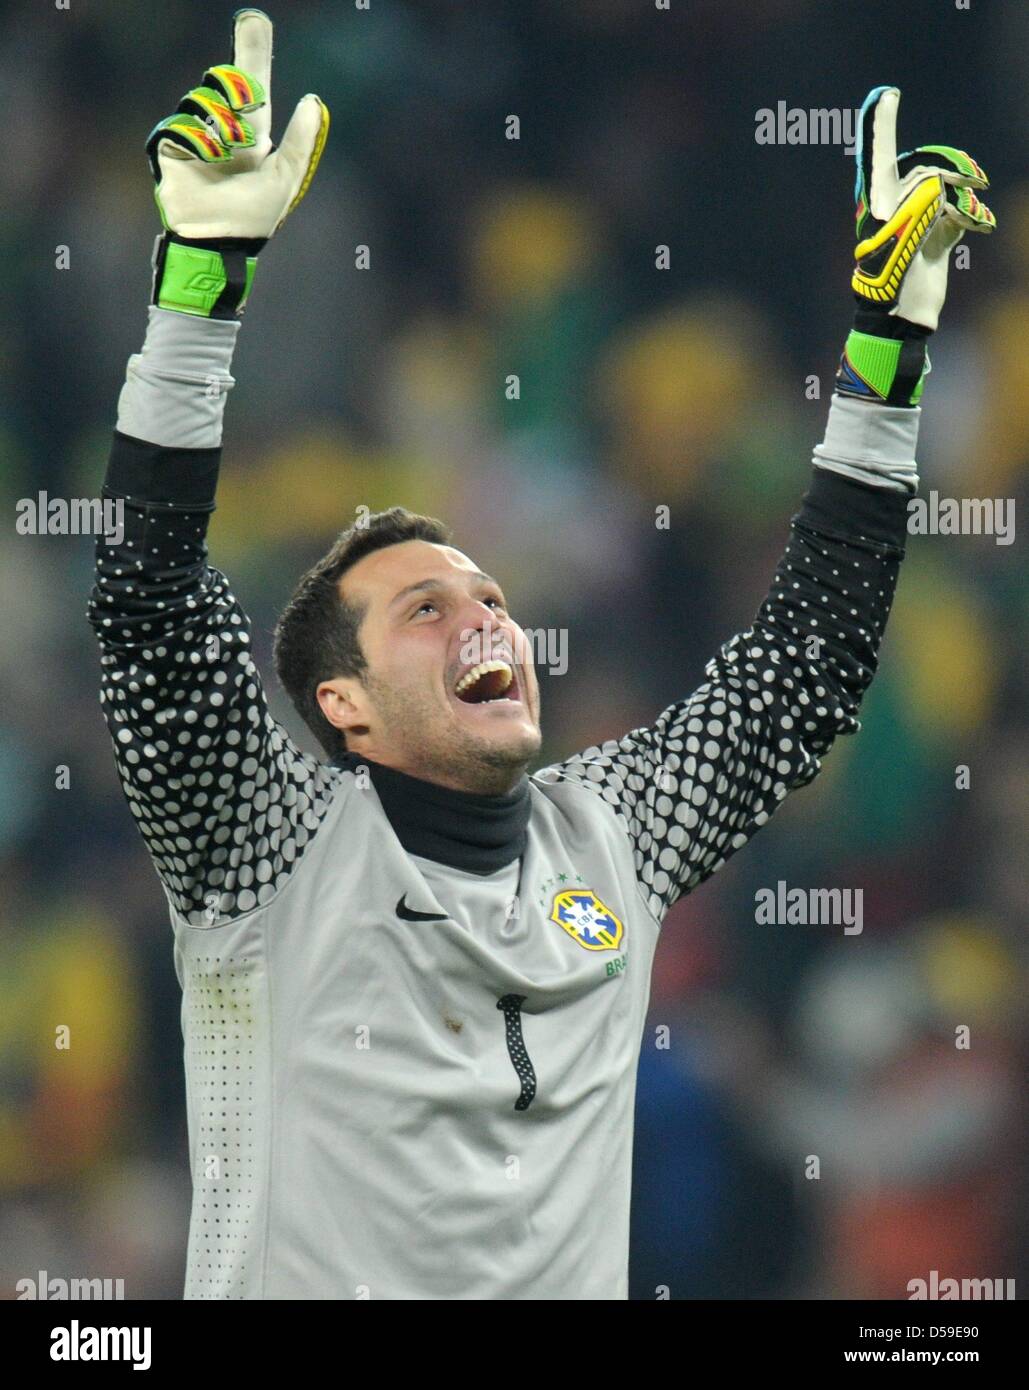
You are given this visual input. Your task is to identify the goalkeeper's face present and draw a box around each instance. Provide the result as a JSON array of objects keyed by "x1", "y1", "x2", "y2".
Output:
[{"x1": 321, "y1": 540, "x2": 543, "y2": 795}]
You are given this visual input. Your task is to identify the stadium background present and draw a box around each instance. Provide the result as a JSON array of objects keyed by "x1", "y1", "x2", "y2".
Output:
[{"x1": 1, "y1": 0, "x2": 1025, "y2": 1299}]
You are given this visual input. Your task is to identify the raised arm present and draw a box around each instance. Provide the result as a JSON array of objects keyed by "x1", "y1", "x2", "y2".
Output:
[
  {"x1": 539, "y1": 85, "x2": 996, "y2": 923},
  {"x1": 86, "y1": 11, "x2": 336, "y2": 926}
]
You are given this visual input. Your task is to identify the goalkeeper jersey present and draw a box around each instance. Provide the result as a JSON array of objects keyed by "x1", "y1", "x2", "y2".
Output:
[{"x1": 87, "y1": 311, "x2": 915, "y2": 1300}]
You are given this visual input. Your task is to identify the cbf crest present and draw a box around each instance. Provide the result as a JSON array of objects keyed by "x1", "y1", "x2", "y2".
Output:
[{"x1": 549, "y1": 888, "x2": 624, "y2": 952}]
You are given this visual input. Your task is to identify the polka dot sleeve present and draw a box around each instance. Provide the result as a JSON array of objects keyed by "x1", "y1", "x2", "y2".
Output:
[
  {"x1": 538, "y1": 469, "x2": 911, "y2": 922},
  {"x1": 87, "y1": 431, "x2": 341, "y2": 926}
]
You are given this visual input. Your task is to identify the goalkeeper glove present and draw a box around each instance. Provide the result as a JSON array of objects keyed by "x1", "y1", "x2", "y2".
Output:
[
  {"x1": 835, "y1": 85, "x2": 995, "y2": 407},
  {"x1": 144, "y1": 8, "x2": 329, "y2": 319}
]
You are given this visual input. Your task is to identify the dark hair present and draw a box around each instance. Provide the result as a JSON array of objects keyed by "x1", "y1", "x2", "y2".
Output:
[{"x1": 273, "y1": 507, "x2": 451, "y2": 758}]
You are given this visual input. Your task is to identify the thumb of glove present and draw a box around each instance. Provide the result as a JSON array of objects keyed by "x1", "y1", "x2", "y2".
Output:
[{"x1": 268, "y1": 94, "x2": 330, "y2": 233}]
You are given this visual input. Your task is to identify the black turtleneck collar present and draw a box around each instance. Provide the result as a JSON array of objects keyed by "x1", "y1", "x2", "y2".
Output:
[{"x1": 332, "y1": 752, "x2": 531, "y2": 874}]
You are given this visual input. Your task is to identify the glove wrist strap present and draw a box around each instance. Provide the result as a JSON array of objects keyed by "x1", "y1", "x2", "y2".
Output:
[
  {"x1": 834, "y1": 308, "x2": 931, "y2": 407},
  {"x1": 150, "y1": 231, "x2": 264, "y2": 319}
]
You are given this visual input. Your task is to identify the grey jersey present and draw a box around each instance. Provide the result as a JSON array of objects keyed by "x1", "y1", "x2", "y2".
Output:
[{"x1": 88, "y1": 309, "x2": 917, "y2": 1299}]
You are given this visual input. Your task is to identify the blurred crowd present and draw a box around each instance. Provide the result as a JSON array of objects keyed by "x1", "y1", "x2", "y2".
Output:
[{"x1": 1, "y1": 0, "x2": 1026, "y2": 1299}]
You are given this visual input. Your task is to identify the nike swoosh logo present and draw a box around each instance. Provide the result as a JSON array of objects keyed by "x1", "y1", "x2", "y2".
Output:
[{"x1": 396, "y1": 894, "x2": 449, "y2": 923}]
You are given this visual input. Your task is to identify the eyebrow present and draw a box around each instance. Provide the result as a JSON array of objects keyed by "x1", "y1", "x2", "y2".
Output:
[{"x1": 388, "y1": 572, "x2": 500, "y2": 609}]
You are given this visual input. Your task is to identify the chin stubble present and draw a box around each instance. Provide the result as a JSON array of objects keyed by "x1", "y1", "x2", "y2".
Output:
[{"x1": 363, "y1": 671, "x2": 541, "y2": 788}]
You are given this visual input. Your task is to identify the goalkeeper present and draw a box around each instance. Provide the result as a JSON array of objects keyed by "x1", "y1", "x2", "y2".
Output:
[{"x1": 88, "y1": 10, "x2": 995, "y2": 1299}]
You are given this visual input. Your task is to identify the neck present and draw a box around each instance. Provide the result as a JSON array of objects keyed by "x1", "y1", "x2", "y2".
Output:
[
  {"x1": 347, "y1": 742, "x2": 527, "y2": 796},
  {"x1": 332, "y1": 752, "x2": 531, "y2": 874}
]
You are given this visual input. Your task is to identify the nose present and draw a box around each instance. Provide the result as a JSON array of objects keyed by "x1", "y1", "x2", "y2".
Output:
[{"x1": 455, "y1": 602, "x2": 508, "y2": 666}]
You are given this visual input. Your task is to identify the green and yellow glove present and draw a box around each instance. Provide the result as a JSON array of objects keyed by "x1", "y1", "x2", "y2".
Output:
[
  {"x1": 836, "y1": 86, "x2": 995, "y2": 407},
  {"x1": 145, "y1": 8, "x2": 329, "y2": 319}
]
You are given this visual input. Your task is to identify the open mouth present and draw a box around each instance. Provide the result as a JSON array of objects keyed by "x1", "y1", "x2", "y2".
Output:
[{"x1": 452, "y1": 659, "x2": 521, "y2": 705}]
